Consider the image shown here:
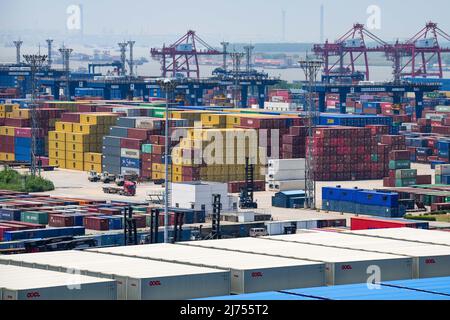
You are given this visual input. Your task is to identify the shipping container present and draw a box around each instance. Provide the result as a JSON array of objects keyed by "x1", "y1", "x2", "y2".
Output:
[
  {"x1": 0, "y1": 250, "x2": 230, "y2": 300},
  {"x1": 267, "y1": 231, "x2": 450, "y2": 279},
  {"x1": 184, "y1": 237, "x2": 414, "y2": 285},
  {"x1": 88, "y1": 243, "x2": 325, "y2": 294},
  {"x1": 0, "y1": 265, "x2": 117, "y2": 300},
  {"x1": 349, "y1": 228, "x2": 450, "y2": 246}
]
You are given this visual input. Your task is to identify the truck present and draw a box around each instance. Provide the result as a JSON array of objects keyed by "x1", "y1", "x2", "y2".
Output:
[
  {"x1": 102, "y1": 181, "x2": 137, "y2": 197},
  {"x1": 88, "y1": 171, "x2": 101, "y2": 182},
  {"x1": 100, "y1": 172, "x2": 116, "y2": 184}
]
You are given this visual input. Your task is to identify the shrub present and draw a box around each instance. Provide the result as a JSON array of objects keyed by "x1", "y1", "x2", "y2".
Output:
[{"x1": 0, "y1": 167, "x2": 54, "y2": 192}]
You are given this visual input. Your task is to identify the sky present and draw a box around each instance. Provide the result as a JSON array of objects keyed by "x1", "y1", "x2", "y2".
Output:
[{"x1": 0, "y1": 0, "x2": 449, "y2": 43}]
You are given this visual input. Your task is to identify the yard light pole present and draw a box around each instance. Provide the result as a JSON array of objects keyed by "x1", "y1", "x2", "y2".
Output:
[{"x1": 157, "y1": 78, "x2": 177, "y2": 243}]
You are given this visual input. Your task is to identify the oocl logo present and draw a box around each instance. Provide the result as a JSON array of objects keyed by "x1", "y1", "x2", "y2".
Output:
[
  {"x1": 341, "y1": 265, "x2": 353, "y2": 270},
  {"x1": 251, "y1": 272, "x2": 263, "y2": 278},
  {"x1": 149, "y1": 280, "x2": 161, "y2": 286},
  {"x1": 27, "y1": 291, "x2": 41, "y2": 299},
  {"x1": 425, "y1": 259, "x2": 436, "y2": 264}
]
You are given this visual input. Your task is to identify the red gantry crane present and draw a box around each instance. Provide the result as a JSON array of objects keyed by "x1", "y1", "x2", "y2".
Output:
[
  {"x1": 314, "y1": 22, "x2": 450, "y2": 82},
  {"x1": 151, "y1": 30, "x2": 222, "y2": 79}
]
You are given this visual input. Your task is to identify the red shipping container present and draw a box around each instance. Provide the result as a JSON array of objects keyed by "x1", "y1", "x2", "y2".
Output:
[
  {"x1": 5, "y1": 118, "x2": 30, "y2": 127},
  {"x1": 120, "y1": 138, "x2": 142, "y2": 150},
  {"x1": 431, "y1": 203, "x2": 450, "y2": 212},
  {"x1": 389, "y1": 150, "x2": 411, "y2": 161},
  {"x1": 61, "y1": 113, "x2": 82, "y2": 123},
  {"x1": 151, "y1": 154, "x2": 163, "y2": 163},
  {"x1": 351, "y1": 217, "x2": 421, "y2": 231},
  {"x1": 49, "y1": 214, "x2": 74, "y2": 227},
  {"x1": 151, "y1": 145, "x2": 164, "y2": 155},
  {"x1": 83, "y1": 216, "x2": 109, "y2": 231},
  {"x1": 127, "y1": 128, "x2": 149, "y2": 140},
  {"x1": 150, "y1": 135, "x2": 166, "y2": 145},
  {"x1": 98, "y1": 207, "x2": 122, "y2": 215},
  {"x1": 416, "y1": 175, "x2": 432, "y2": 185}
]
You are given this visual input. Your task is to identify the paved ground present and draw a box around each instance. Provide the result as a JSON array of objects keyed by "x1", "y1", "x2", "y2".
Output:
[{"x1": 11, "y1": 163, "x2": 449, "y2": 228}]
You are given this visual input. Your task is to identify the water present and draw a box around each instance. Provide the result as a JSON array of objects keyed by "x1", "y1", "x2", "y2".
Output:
[{"x1": 1, "y1": 45, "x2": 449, "y2": 82}]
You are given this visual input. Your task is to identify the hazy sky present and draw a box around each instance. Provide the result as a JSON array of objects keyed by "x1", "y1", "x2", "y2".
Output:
[{"x1": 0, "y1": 0, "x2": 449, "y2": 43}]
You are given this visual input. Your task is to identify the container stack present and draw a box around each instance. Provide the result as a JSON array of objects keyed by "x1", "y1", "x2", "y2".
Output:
[
  {"x1": 281, "y1": 126, "x2": 307, "y2": 159},
  {"x1": 435, "y1": 164, "x2": 450, "y2": 185},
  {"x1": 0, "y1": 103, "x2": 64, "y2": 163},
  {"x1": 266, "y1": 159, "x2": 306, "y2": 192},
  {"x1": 383, "y1": 150, "x2": 432, "y2": 187},
  {"x1": 308, "y1": 126, "x2": 388, "y2": 181},
  {"x1": 172, "y1": 128, "x2": 265, "y2": 183},
  {"x1": 49, "y1": 113, "x2": 118, "y2": 170},
  {"x1": 322, "y1": 187, "x2": 405, "y2": 218}
]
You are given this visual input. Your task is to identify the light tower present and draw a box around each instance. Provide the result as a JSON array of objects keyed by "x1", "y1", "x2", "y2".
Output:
[
  {"x1": 13, "y1": 40, "x2": 23, "y2": 64},
  {"x1": 23, "y1": 54, "x2": 47, "y2": 176},
  {"x1": 59, "y1": 47, "x2": 73, "y2": 100},
  {"x1": 229, "y1": 52, "x2": 245, "y2": 108},
  {"x1": 46, "y1": 39, "x2": 53, "y2": 68},
  {"x1": 127, "y1": 40, "x2": 136, "y2": 77},
  {"x1": 244, "y1": 45, "x2": 255, "y2": 72},
  {"x1": 118, "y1": 42, "x2": 128, "y2": 76},
  {"x1": 220, "y1": 41, "x2": 229, "y2": 70},
  {"x1": 299, "y1": 55, "x2": 322, "y2": 209},
  {"x1": 157, "y1": 78, "x2": 178, "y2": 243}
]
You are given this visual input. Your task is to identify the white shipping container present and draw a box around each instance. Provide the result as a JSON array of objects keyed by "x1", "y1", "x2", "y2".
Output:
[
  {"x1": 267, "y1": 231, "x2": 450, "y2": 279},
  {"x1": 120, "y1": 148, "x2": 140, "y2": 159},
  {"x1": 88, "y1": 244, "x2": 326, "y2": 294},
  {"x1": 0, "y1": 251, "x2": 230, "y2": 300},
  {"x1": 348, "y1": 228, "x2": 450, "y2": 246},
  {"x1": 265, "y1": 220, "x2": 318, "y2": 235},
  {"x1": 135, "y1": 118, "x2": 162, "y2": 130},
  {"x1": 0, "y1": 265, "x2": 117, "y2": 300},
  {"x1": 121, "y1": 167, "x2": 140, "y2": 176},
  {"x1": 185, "y1": 237, "x2": 414, "y2": 286},
  {"x1": 268, "y1": 158, "x2": 305, "y2": 172},
  {"x1": 267, "y1": 180, "x2": 306, "y2": 191},
  {"x1": 266, "y1": 170, "x2": 305, "y2": 181}
]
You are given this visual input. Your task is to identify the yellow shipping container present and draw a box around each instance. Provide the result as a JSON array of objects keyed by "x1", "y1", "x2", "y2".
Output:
[
  {"x1": 172, "y1": 174, "x2": 183, "y2": 183},
  {"x1": 0, "y1": 112, "x2": 5, "y2": 118},
  {"x1": 49, "y1": 149, "x2": 66, "y2": 160},
  {"x1": 0, "y1": 104, "x2": 14, "y2": 112},
  {"x1": 49, "y1": 159, "x2": 65, "y2": 168},
  {"x1": 48, "y1": 131, "x2": 66, "y2": 142},
  {"x1": 65, "y1": 161, "x2": 84, "y2": 171},
  {"x1": 65, "y1": 151, "x2": 84, "y2": 162},
  {"x1": 84, "y1": 152, "x2": 102, "y2": 164},
  {"x1": 55, "y1": 122, "x2": 74, "y2": 133},
  {"x1": 84, "y1": 162, "x2": 102, "y2": 173},
  {"x1": 66, "y1": 133, "x2": 90, "y2": 144},
  {"x1": 0, "y1": 153, "x2": 15, "y2": 161},
  {"x1": 65, "y1": 142, "x2": 90, "y2": 153},
  {"x1": 72, "y1": 124, "x2": 97, "y2": 134},
  {"x1": 11, "y1": 104, "x2": 20, "y2": 111},
  {"x1": 11, "y1": 109, "x2": 30, "y2": 119},
  {"x1": 0, "y1": 126, "x2": 15, "y2": 136},
  {"x1": 48, "y1": 141, "x2": 66, "y2": 151},
  {"x1": 152, "y1": 172, "x2": 164, "y2": 180},
  {"x1": 80, "y1": 114, "x2": 101, "y2": 125}
]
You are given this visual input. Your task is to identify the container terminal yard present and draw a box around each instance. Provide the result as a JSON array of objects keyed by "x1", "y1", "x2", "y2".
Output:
[{"x1": 0, "y1": 2, "x2": 450, "y2": 305}]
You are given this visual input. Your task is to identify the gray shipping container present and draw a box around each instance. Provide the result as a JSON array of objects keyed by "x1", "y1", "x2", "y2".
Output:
[
  {"x1": 110, "y1": 126, "x2": 129, "y2": 138},
  {"x1": 117, "y1": 117, "x2": 136, "y2": 128},
  {"x1": 103, "y1": 136, "x2": 122, "y2": 147},
  {"x1": 0, "y1": 251, "x2": 230, "y2": 300},
  {"x1": 267, "y1": 231, "x2": 450, "y2": 279},
  {"x1": 184, "y1": 237, "x2": 414, "y2": 286},
  {"x1": 102, "y1": 155, "x2": 121, "y2": 166},
  {"x1": 88, "y1": 243, "x2": 326, "y2": 294},
  {"x1": 0, "y1": 264, "x2": 117, "y2": 300},
  {"x1": 103, "y1": 146, "x2": 122, "y2": 156}
]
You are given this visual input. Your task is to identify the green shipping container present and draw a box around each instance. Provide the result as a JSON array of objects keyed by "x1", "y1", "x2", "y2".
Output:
[
  {"x1": 395, "y1": 178, "x2": 417, "y2": 187},
  {"x1": 389, "y1": 160, "x2": 411, "y2": 170},
  {"x1": 370, "y1": 154, "x2": 379, "y2": 162},
  {"x1": 153, "y1": 110, "x2": 165, "y2": 118},
  {"x1": 436, "y1": 175, "x2": 442, "y2": 184},
  {"x1": 20, "y1": 211, "x2": 49, "y2": 225},
  {"x1": 142, "y1": 144, "x2": 153, "y2": 154},
  {"x1": 395, "y1": 169, "x2": 417, "y2": 179}
]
